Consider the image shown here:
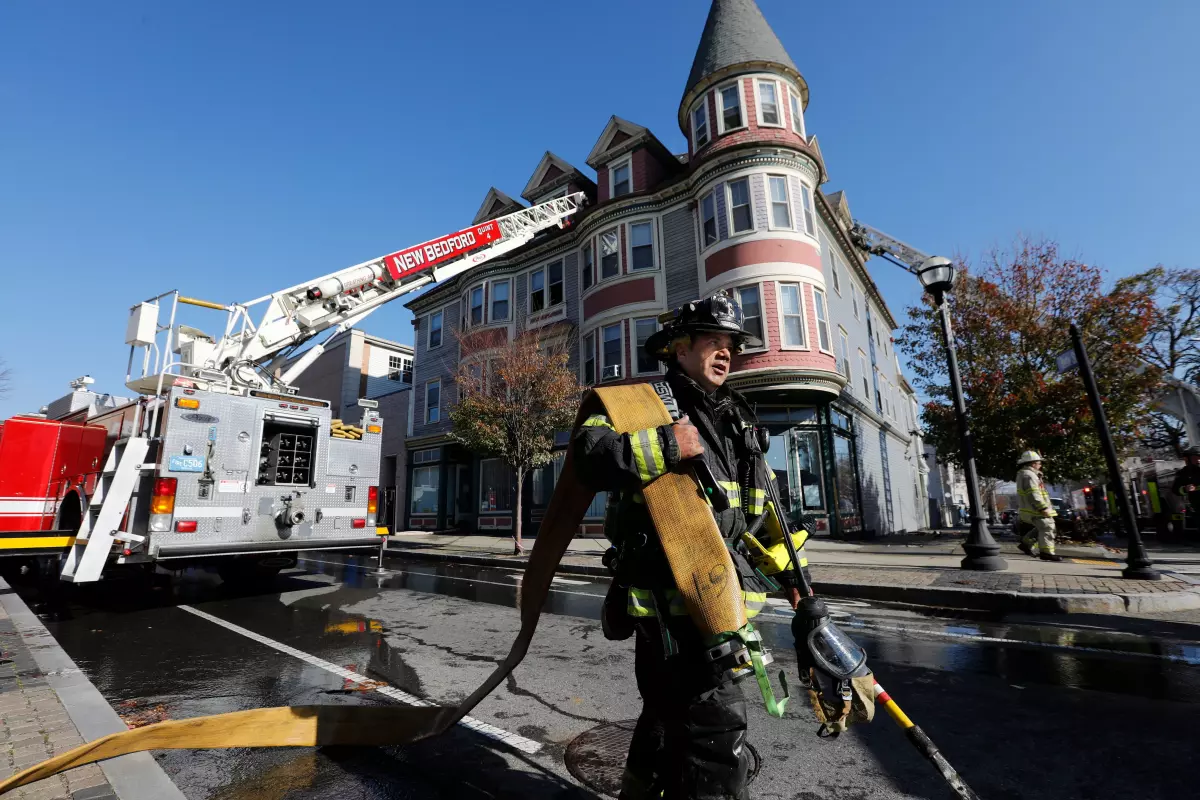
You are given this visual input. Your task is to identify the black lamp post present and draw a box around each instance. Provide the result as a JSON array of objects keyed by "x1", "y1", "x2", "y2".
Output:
[{"x1": 916, "y1": 257, "x2": 1007, "y2": 571}]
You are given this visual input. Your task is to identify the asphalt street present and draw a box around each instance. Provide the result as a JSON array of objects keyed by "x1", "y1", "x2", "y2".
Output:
[{"x1": 9, "y1": 553, "x2": 1200, "y2": 800}]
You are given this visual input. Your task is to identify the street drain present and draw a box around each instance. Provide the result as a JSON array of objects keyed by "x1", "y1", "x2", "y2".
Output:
[{"x1": 564, "y1": 720, "x2": 760, "y2": 797}]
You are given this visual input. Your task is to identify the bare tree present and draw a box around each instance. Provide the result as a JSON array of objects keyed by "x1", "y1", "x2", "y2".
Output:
[
  {"x1": 0, "y1": 357, "x2": 11, "y2": 399},
  {"x1": 449, "y1": 325, "x2": 581, "y2": 554}
]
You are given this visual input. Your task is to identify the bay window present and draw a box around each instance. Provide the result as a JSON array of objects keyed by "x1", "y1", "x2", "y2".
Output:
[
  {"x1": 630, "y1": 221, "x2": 655, "y2": 270},
  {"x1": 701, "y1": 190, "x2": 718, "y2": 246},
  {"x1": 757, "y1": 79, "x2": 781, "y2": 126},
  {"x1": 727, "y1": 178, "x2": 753, "y2": 234},
  {"x1": 719, "y1": 82, "x2": 743, "y2": 131},
  {"x1": 768, "y1": 176, "x2": 791, "y2": 229},
  {"x1": 602, "y1": 323, "x2": 622, "y2": 381},
  {"x1": 736, "y1": 284, "x2": 764, "y2": 346},
  {"x1": 530, "y1": 260, "x2": 564, "y2": 312},
  {"x1": 780, "y1": 283, "x2": 805, "y2": 348},
  {"x1": 600, "y1": 229, "x2": 620, "y2": 279}
]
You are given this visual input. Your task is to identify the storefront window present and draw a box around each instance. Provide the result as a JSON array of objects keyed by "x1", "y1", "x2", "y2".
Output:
[
  {"x1": 410, "y1": 466, "x2": 439, "y2": 515},
  {"x1": 767, "y1": 429, "x2": 824, "y2": 513},
  {"x1": 532, "y1": 453, "x2": 565, "y2": 506},
  {"x1": 479, "y1": 459, "x2": 514, "y2": 512},
  {"x1": 585, "y1": 492, "x2": 608, "y2": 519},
  {"x1": 833, "y1": 433, "x2": 862, "y2": 532}
]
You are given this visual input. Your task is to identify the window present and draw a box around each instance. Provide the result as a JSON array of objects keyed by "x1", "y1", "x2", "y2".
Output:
[
  {"x1": 780, "y1": 283, "x2": 805, "y2": 348},
  {"x1": 839, "y1": 329, "x2": 851, "y2": 378},
  {"x1": 479, "y1": 459, "x2": 513, "y2": 512},
  {"x1": 611, "y1": 159, "x2": 631, "y2": 198},
  {"x1": 583, "y1": 331, "x2": 596, "y2": 385},
  {"x1": 425, "y1": 380, "x2": 441, "y2": 424},
  {"x1": 719, "y1": 82, "x2": 743, "y2": 132},
  {"x1": 600, "y1": 229, "x2": 620, "y2": 279},
  {"x1": 799, "y1": 185, "x2": 815, "y2": 235},
  {"x1": 410, "y1": 466, "x2": 439, "y2": 515},
  {"x1": 727, "y1": 178, "x2": 753, "y2": 234},
  {"x1": 757, "y1": 79, "x2": 781, "y2": 126},
  {"x1": 851, "y1": 283, "x2": 860, "y2": 319},
  {"x1": 491, "y1": 280, "x2": 510, "y2": 321},
  {"x1": 768, "y1": 176, "x2": 791, "y2": 229},
  {"x1": 582, "y1": 242, "x2": 594, "y2": 291},
  {"x1": 736, "y1": 285, "x2": 764, "y2": 346},
  {"x1": 813, "y1": 288, "x2": 831, "y2": 351},
  {"x1": 602, "y1": 323, "x2": 622, "y2": 381},
  {"x1": 630, "y1": 222, "x2": 655, "y2": 270},
  {"x1": 634, "y1": 317, "x2": 659, "y2": 375},
  {"x1": 831, "y1": 250, "x2": 842, "y2": 294},
  {"x1": 859, "y1": 352, "x2": 870, "y2": 398},
  {"x1": 530, "y1": 260, "x2": 564, "y2": 312},
  {"x1": 701, "y1": 191, "x2": 718, "y2": 247},
  {"x1": 789, "y1": 90, "x2": 804, "y2": 136},
  {"x1": 533, "y1": 453, "x2": 565, "y2": 506},
  {"x1": 692, "y1": 102, "x2": 709, "y2": 149},
  {"x1": 388, "y1": 354, "x2": 412, "y2": 383},
  {"x1": 469, "y1": 286, "x2": 484, "y2": 326},
  {"x1": 428, "y1": 310, "x2": 443, "y2": 348}
]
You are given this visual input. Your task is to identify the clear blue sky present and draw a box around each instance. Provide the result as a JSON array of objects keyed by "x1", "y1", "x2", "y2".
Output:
[{"x1": 2, "y1": 0, "x2": 1196, "y2": 417}]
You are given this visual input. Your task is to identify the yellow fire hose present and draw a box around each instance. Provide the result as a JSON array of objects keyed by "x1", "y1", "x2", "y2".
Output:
[
  {"x1": 0, "y1": 383, "x2": 744, "y2": 795},
  {"x1": 872, "y1": 679, "x2": 980, "y2": 800}
]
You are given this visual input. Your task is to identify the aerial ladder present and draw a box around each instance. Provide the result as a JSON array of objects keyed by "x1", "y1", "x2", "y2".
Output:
[{"x1": 58, "y1": 192, "x2": 587, "y2": 582}]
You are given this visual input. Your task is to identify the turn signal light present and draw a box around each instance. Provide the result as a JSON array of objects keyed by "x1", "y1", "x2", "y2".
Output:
[
  {"x1": 351, "y1": 518, "x2": 367, "y2": 529},
  {"x1": 366, "y1": 425, "x2": 381, "y2": 434},
  {"x1": 151, "y1": 478, "x2": 178, "y2": 515},
  {"x1": 175, "y1": 520, "x2": 198, "y2": 532},
  {"x1": 175, "y1": 397, "x2": 201, "y2": 410}
]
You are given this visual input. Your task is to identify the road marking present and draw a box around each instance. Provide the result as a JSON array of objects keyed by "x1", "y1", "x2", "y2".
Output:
[{"x1": 178, "y1": 604, "x2": 542, "y2": 754}]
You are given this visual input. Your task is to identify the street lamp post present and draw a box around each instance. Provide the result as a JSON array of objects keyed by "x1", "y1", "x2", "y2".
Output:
[{"x1": 917, "y1": 258, "x2": 1007, "y2": 572}]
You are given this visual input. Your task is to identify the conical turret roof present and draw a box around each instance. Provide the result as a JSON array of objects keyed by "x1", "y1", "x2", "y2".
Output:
[{"x1": 683, "y1": 0, "x2": 801, "y2": 100}]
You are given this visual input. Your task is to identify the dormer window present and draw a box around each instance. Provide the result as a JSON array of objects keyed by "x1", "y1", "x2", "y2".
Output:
[
  {"x1": 611, "y1": 158, "x2": 632, "y2": 198},
  {"x1": 756, "y1": 79, "x2": 781, "y2": 127},
  {"x1": 718, "y1": 82, "x2": 744, "y2": 133},
  {"x1": 692, "y1": 102, "x2": 710, "y2": 149}
]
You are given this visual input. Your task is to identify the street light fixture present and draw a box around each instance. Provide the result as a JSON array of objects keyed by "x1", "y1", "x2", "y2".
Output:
[{"x1": 918, "y1": 258, "x2": 1007, "y2": 571}]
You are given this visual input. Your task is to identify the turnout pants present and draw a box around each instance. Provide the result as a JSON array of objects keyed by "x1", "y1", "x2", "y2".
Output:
[
  {"x1": 1020, "y1": 517, "x2": 1057, "y2": 554},
  {"x1": 620, "y1": 617, "x2": 749, "y2": 800}
]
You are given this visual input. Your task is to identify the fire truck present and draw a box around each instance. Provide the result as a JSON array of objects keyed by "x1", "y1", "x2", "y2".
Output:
[{"x1": 0, "y1": 193, "x2": 585, "y2": 583}]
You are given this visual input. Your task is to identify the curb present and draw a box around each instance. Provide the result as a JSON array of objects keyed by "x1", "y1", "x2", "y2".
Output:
[
  {"x1": 383, "y1": 547, "x2": 1200, "y2": 615},
  {"x1": 0, "y1": 579, "x2": 187, "y2": 800}
]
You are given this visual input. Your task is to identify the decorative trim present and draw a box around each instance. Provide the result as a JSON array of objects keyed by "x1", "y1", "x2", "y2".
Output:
[{"x1": 727, "y1": 367, "x2": 844, "y2": 398}]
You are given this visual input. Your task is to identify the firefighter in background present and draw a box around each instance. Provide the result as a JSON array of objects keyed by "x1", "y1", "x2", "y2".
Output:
[
  {"x1": 1016, "y1": 450, "x2": 1062, "y2": 562},
  {"x1": 573, "y1": 292, "x2": 806, "y2": 800},
  {"x1": 1172, "y1": 446, "x2": 1200, "y2": 519}
]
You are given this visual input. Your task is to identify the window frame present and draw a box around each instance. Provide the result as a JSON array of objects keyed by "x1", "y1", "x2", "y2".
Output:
[
  {"x1": 583, "y1": 330, "x2": 596, "y2": 386},
  {"x1": 788, "y1": 88, "x2": 805, "y2": 137},
  {"x1": 609, "y1": 156, "x2": 633, "y2": 199},
  {"x1": 755, "y1": 78, "x2": 783, "y2": 128},
  {"x1": 716, "y1": 80, "x2": 746, "y2": 134},
  {"x1": 467, "y1": 284, "x2": 484, "y2": 327},
  {"x1": 489, "y1": 278, "x2": 511, "y2": 322},
  {"x1": 581, "y1": 239, "x2": 594, "y2": 292},
  {"x1": 387, "y1": 354, "x2": 412, "y2": 383},
  {"x1": 813, "y1": 287, "x2": 833, "y2": 353},
  {"x1": 628, "y1": 219, "x2": 657, "y2": 271},
  {"x1": 599, "y1": 227, "x2": 621, "y2": 280},
  {"x1": 799, "y1": 184, "x2": 816, "y2": 235},
  {"x1": 858, "y1": 351, "x2": 871, "y2": 399},
  {"x1": 424, "y1": 379, "x2": 441, "y2": 424},
  {"x1": 700, "y1": 189, "x2": 719, "y2": 248},
  {"x1": 776, "y1": 282, "x2": 808, "y2": 350},
  {"x1": 725, "y1": 177, "x2": 755, "y2": 236},
  {"x1": 691, "y1": 99, "x2": 711, "y2": 150},
  {"x1": 766, "y1": 174, "x2": 793, "y2": 231},
  {"x1": 633, "y1": 316, "x2": 661, "y2": 376},
  {"x1": 851, "y1": 281, "x2": 861, "y2": 320},
  {"x1": 409, "y1": 465, "x2": 440, "y2": 515},
  {"x1": 735, "y1": 283, "x2": 767, "y2": 352},
  {"x1": 427, "y1": 309, "x2": 444, "y2": 350},
  {"x1": 831, "y1": 249, "x2": 842, "y2": 296},
  {"x1": 528, "y1": 258, "x2": 565, "y2": 314},
  {"x1": 600, "y1": 322, "x2": 624, "y2": 382},
  {"x1": 838, "y1": 327, "x2": 852, "y2": 380}
]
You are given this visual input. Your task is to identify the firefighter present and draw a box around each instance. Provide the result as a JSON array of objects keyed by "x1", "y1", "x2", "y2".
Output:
[
  {"x1": 1172, "y1": 446, "x2": 1200, "y2": 518},
  {"x1": 573, "y1": 291, "x2": 806, "y2": 800},
  {"x1": 1015, "y1": 450, "x2": 1062, "y2": 562}
]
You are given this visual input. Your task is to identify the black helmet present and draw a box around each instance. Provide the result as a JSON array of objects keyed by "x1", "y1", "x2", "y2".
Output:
[
  {"x1": 1185, "y1": 446, "x2": 1200, "y2": 457},
  {"x1": 644, "y1": 291, "x2": 763, "y2": 363}
]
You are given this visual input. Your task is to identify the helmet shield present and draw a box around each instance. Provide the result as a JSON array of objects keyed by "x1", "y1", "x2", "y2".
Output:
[{"x1": 806, "y1": 619, "x2": 869, "y2": 680}]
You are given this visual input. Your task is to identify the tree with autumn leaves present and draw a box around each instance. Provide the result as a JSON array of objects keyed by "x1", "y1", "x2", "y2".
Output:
[
  {"x1": 449, "y1": 326, "x2": 581, "y2": 554},
  {"x1": 898, "y1": 239, "x2": 1161, "y2": 484}
]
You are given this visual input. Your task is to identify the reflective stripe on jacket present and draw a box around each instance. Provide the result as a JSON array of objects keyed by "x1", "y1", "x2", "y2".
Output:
[
  {"x1": 627, "y1": 586, "x2": 767, "y2": 620},
  {"x1": 1016, "y1": 466, "x2": 1055, "y2": 521}
]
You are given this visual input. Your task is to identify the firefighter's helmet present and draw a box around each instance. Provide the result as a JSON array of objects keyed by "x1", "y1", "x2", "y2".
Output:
[
  {"x1": 1184, "y1": 446, "x2": 1200, "y2": 458},
  {"x1": 644, "y1": 291, "x2": 764, "y2": 362},
  {"x1": 1017, "y1": 450, "x2": 1043, "y2": 465}
]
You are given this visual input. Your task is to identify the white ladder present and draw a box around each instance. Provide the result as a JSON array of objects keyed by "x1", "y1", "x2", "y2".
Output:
[{"x1": 60, "y1": 437, "x2": 151, "y2": 583}]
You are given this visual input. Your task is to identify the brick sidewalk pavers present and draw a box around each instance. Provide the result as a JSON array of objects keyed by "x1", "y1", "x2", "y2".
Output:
[{"x1": 0, "y1": 608, "x2": 116, "y2": 800}]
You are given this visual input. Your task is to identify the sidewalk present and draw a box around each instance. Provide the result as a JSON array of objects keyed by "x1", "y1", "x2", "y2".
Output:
[
  {"x1": 0, "y1": 579, "x2": 185, "y2": 800},
  {"x1": 383, "y1": 530, "x2": 1200, "y2": 615}
]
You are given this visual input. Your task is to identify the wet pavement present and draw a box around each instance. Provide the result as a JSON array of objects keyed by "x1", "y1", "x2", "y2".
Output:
[{"x1": 6, "y1": 553, "x2": 1200, "y2": 799}]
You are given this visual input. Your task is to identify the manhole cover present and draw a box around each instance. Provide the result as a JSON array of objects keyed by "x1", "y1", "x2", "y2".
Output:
[{"x1": 564, "y1": 720, "x2": 760, "y2": 797}]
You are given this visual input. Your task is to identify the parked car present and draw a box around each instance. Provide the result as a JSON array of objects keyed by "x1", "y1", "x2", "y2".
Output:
[
  {"x1": 1000, "y1": 509, "x2": 1018, "y2": 526},
  {"x1": 1050, "y1": 497, "x2": 1078, "y2": 522}
]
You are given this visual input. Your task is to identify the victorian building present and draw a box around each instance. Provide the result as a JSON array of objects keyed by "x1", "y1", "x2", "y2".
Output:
[{"x1": 403, "y1": 0, "x2": 929, "y2": 538}]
